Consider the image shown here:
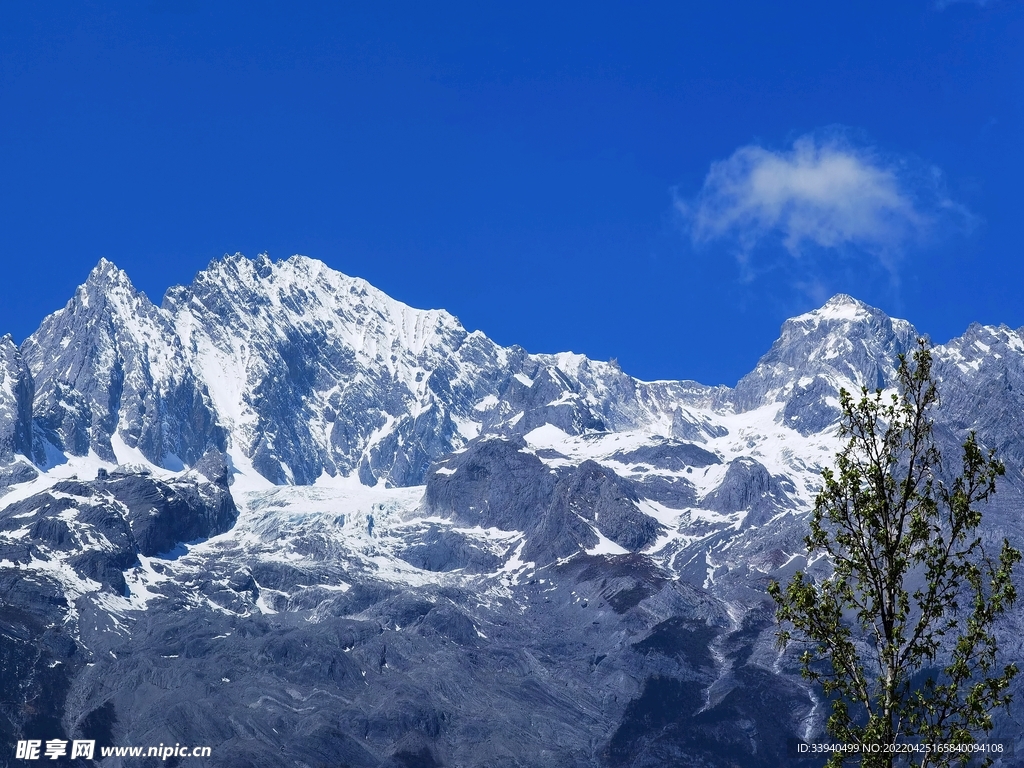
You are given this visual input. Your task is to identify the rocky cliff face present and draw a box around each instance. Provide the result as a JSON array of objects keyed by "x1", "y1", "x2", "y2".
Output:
[
  {"x1": 21, "y1": 259, "x2": 225, "y2": 469},
  {"x1": 0, "y1": 467, "x2": 236, "y2": 764},
  {"x1": 933, "y1": 322, "x2": 1024, "y2": 471},
  {"x1": 2, "y1": 255, "x2": 1023, "y2": 767},
  {"x1": 0, "y1": 335, "x2": 37, "y2": 491}
]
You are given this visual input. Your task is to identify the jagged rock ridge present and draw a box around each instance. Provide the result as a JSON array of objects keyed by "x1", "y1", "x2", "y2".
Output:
[{"x1": 10, "y1": 255, "x2": 725, "y2": 489}]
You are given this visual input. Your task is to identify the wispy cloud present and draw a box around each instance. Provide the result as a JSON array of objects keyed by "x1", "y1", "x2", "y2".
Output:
[{"x1": 678, "y1": 131, "x2": 972, "y2": 292}]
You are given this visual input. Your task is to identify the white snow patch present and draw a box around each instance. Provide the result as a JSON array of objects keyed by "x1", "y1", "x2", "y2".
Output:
[
  {"x1": 474, "y1": 395, "x2": 499, "y2": 411},
  {"x1": 585, "y1": 527, "x2": 629, "y2": 556}
]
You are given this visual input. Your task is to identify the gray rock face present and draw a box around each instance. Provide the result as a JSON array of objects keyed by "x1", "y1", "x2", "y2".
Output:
[
  {"x1": 398, "y1": 525, "x2": 505, "y2": 572},
  {"x1": 21, "y1": 260, "x2": 225, "y2": 468},
  {"x1": 702, "y1": 457, "x2": 795, "y2": 528},
  {"x1": 492, "y1": 365, "x2": 607, "y2": 436},
  {"x1": 546, "y1": 460, "x2": 663, "y2": 555},
  {"x1": 423, "y1": 438, "x2": 662, "y2": 563},
  {"x1": 423, "y1": 437, "x2": 561, "y2": 534},
  {"x1": 611, "y1": 440, "x2": 721, "y2": 471},
  {"x1": 0, "y1": 461, "x2": 37, "y2": 493},
  {"x1": 0, "y1": 471, "x2": 236, "y2": 589},
  {"x1": 0, "y1": 570, "x2": 81, "y2": 758},
  {"x1": 0, "y1": 469, "x2": 237, "y2": 760},
  {"x1": 95, "y1": 471, "x2": 237, "y2": 557},
  {"x1": 627, "y1": 473, "x2": 698, "y2": 509},
  {"x1": 0, "y1": 336, "x2": 33, "y2": 461},
  {"x1": 0, "y1": 335, "x2": 37, "y2": 492},
  {"x1": 35, "y1": 515, "x2": 805, "y2": 768},
  {"x1": 933, "y1": 322, "x2": 1024, "y2": 471}
]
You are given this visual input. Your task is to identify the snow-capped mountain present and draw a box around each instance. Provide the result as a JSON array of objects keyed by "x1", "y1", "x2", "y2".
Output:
[
  {"x1": 13, "y1": 254, "x2": 722, "y2": 491},
  {"x1": 2, "y1": 255, "x2": 1023, "y2": 768},
  {"x1": 730, "y1": 294, "x2": 918, "y2": 434}
]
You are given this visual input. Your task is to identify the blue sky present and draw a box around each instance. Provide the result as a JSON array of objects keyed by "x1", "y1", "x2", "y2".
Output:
[{"x1": 1, "y1": 1, "x2": 1021, "y2": 385}]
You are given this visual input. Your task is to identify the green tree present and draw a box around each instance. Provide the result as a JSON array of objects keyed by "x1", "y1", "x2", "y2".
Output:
[{"x1": 768, "y1": 341, "x2": 1021, "y2": 767}]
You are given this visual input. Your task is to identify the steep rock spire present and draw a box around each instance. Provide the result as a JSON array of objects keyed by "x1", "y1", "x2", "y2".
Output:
[{"x1": 21, "y1": 259, "x2": 224, "y2": 466}]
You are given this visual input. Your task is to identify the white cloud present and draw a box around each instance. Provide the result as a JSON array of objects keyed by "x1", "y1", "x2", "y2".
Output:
[{"x1": 681, "y1": 134, "x2": 934, "y2": 260}]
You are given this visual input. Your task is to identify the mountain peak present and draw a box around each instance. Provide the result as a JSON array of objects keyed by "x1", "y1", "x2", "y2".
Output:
[
  {"x1": 83, "y1": 257, "x2": 137, "y2": 297},
  {"x1": 87, "y1": 256, "x2": 123, "y2": 280},
  {"x1": 793, "y1": 293, "x2": 878, "y2": 326},
  {"x1": 823, "y1": 292, "x2": 864, "y2": 309},
  {"x1": 731, "y1": 293, "x2": 917, "y2": 426}
]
